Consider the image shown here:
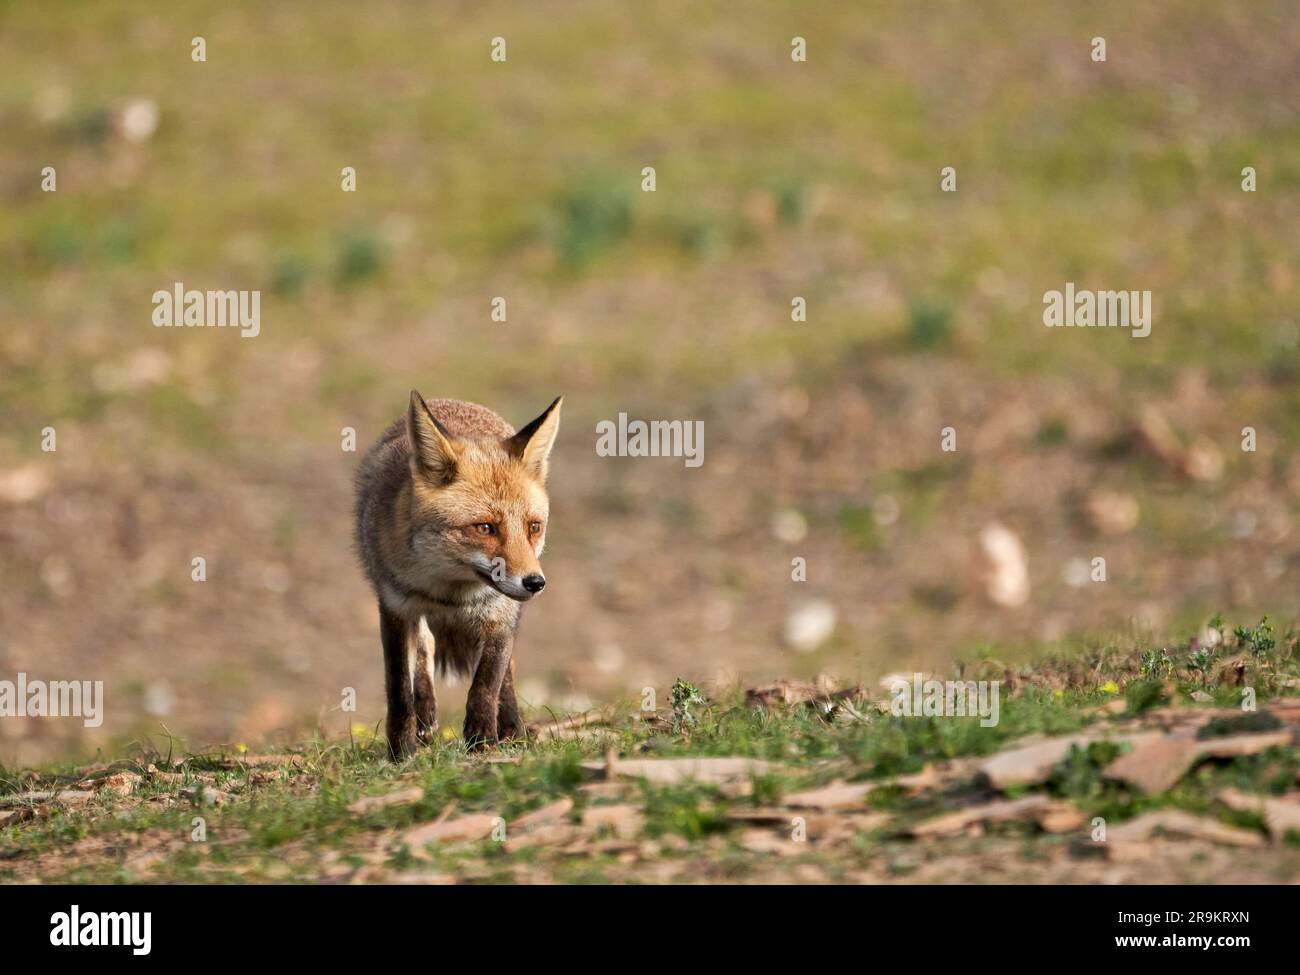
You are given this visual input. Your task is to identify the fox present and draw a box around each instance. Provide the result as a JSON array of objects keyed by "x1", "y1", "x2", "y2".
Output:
[{"x1": 354, "y1": 391, "x2": 562, "y2": 758}]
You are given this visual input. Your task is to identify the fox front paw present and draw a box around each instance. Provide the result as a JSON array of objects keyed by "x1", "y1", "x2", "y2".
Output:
[
  {"x1": 388, "y1": 731, "x2": 419, "y2": 761},
  {"x1": 387, "y1": 711, "x2": 419, "y2": 760},
  {"x1": 497, "y1": 713, "x2": 526, "y2": 743},
  {"x1": 462, "y1": 716, "x2": 499, "y2": 750},
  {"x1": 415, "y1": 720, "x2": 440, "y2": 746}
]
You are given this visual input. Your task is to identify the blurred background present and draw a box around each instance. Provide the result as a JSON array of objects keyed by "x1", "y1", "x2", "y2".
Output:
[{"x1": 2, "y1": 1, "x2": 1299, "y2": 764}]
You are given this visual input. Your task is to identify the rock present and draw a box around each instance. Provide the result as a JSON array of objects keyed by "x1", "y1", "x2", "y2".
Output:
[
  {"x1": 0, "y1": 464, "x2": 50, "y2": 504},
  {"x1": 980, "y1": 735, "x2": 1095, "y2": 789},
  {"x1": 1063, "y1": 557, "x2": 1092, "y2": 588},
  {"x1": 783, "y1": 601, "x2": 837, "y2": 653},
  {"x1": 1267, "y1": 700, "x2": 1300, "y2": 730},
  {"x1": 402, "y1": 813, "x2": 500, "y2": 853},
  {"x1": 783, "y1": 780, "x2": 874, "y2": 810},
  {"x1": 806, "y1": 811, "x2": 890, "y2": 841},
  {"x1": 980, "y1": 731, "x2": 1170, "y2": 791},
  {"x1": 1031, "y1": 801, "x2": 1088, "y2": 834},
  {"x1": 1217, "y1": 789, "x2": 1300, "y2": 841},
  {"x1": 588, "y1": 756, "x2": 778, "y2": 786},
  {"x1": 1197, "y1": 730, "x2": 1292, "y2": 759},
  {"x1": 1103, "y1": 736, "x2": 1201, "y2": 795},
  {"x1": 771, "y1": 509, "x2": 808, "y2": 544},
  {"x1": 347, "y1": 787, "x2": 425, "y2": 815},
  {"x1": 911, "y1": 795, "x2": 1051, "y2": 838},
  {"x1": 736, "y1": 810, "x2": 883, "y2": 852},
  {"x1": 1183, "y1": 442, "x2": 1224, "y2": 481},
  {"x1": 1134, "y1": 407, "x2": 1222, "y2": 481},
  {"x1": 143, "y1": 680, "x2": 176, "y2": 717},
  {"x1": 976, "y1": 522, "x2": 1029, "y2": 607},
  {"x1": 512, "y1": 798, "x2": 574, "y2": 831},
  {"x1": 503, "y1": 823, "x2": 578, "y2": 853},
  {"x1": 738, "y1": 829, "x2": 798, "y2": 855},
  {"x1": 1106, "y1": 730, "x2": 1292, "y2": 794},
  {"x1": 113, "y1": 98, "x2": 158, "y2": 142},
  {"x1": 890, "y1": 765, "x2": 953, "y2": 795},
  {"x1": 1085, "y1": 490, "x2": 1139, "y2": 535},
  {"x1": 1106, "y1": 810, "x2": 1264, "y2": 858}
]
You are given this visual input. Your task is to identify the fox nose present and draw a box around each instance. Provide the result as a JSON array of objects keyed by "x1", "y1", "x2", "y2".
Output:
[{"x1": 522, "y1": 574, "x2": 546, "y2": 594}]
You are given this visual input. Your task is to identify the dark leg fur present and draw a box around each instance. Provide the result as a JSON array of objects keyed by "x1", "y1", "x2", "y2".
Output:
[
  {"x1": 463, "y1": 631, "x2": 513, "y2": 749},
  {"x1": 497, "y1": 658, "x2": 525, "y2": 743},
  {"x1": 379, "y1": 602, "x2": 417, "y2": 760}
]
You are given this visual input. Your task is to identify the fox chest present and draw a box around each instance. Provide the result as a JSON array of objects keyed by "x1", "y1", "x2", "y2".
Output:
[
  {"x1": 410, "y1": 590, "x2": 520, "y2": 677},
  {"x1": 386, "y1": 584, "x2": 517, "y2": 635}
]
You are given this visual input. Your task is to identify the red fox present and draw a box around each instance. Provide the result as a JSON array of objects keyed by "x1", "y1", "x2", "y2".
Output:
[{"x1": 354, "y1": 392, "x2": 562, "y2": 758}]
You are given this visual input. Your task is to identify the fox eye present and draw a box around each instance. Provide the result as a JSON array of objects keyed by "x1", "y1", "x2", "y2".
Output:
[
  {"x1": 473, "y1": 523, "x2": 496, "y2": 536},
  {"x1": 528, "y1": 521, "x2": 543, "y2": 535}
]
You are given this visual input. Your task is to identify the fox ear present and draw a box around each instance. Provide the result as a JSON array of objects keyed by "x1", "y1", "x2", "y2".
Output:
[
  {"x1": 506, "y1": 396, "x2": 562, "y2": 482},
  {"x1": 406, "y1": 390, "x2": 458, "y2": 483}
]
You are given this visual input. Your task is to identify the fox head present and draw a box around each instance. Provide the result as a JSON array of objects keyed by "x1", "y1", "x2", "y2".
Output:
[{"x1": 404, "y1": 391, "x2": 562, "y2": 602}]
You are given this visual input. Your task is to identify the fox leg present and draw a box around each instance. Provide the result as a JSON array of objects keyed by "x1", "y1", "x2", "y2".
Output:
[
  {"x1": 413, "y1": 616, "x2": 438, "y2": 744},
  {"x1": 379, "y1": 602, "x2": 417, "y2": 760},
  {"x1": 497, "y1": 657, "x2": 525, "y2": 743},
  {"x1": 463, "y1": 630, "x2": 513, "y2": 749}
]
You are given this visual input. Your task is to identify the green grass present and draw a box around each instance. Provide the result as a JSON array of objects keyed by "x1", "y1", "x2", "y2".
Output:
[{"x1": 3, "y1": 615, "x2": 1297, "y2": 883}]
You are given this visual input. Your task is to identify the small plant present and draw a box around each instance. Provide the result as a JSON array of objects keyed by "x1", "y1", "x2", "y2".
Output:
[
  {"x1": 768, "y1": 175, "x2": 807, "y2": 225},
  {"x1": 1125, "y1": 678, "x2": 1167, "y2": 715},
  {"x1": 1187, "y1": 646, "x2": 1216, "y2": 682},
  {"x1": 1196, "y1": 711, "x2": 1282, "y2": 740},
  {"x1": 836, "y1": 504, "x2": 883, "y2": 552},
  {"x1": 1139, "y1": 648, "x2": 1173, "y2": 678},
  {"x1": 669, "y1": 678, "x2": 707, "y2": 735},
  {"x1": 335, "y1": 229, "x2": 386, "y2": 286},
  {"x1": 641, "y1": 783, "x2": 729, "y2": 840},
  {"x1": 670, "y1": 213, "x2": 720, "y2": 258},
  {"x1": 552, "y1": 175, "x2": 634, "y2": 269},
  {"x1": 1035, "y1": 417, "x2": 1069, "y2": 447},
  {"x1": 1048, "y1": 740, "x2": 1123, "y2": 800},
  {"x1": 1233, "y1": 616, "x2": 1276, "y2": 658},
  {"x1": 271, "y1": 254, "x2": 311, "y2": 297},
  {"x1": 905, "y1": 298, "x2": 953, "y2": 350}
]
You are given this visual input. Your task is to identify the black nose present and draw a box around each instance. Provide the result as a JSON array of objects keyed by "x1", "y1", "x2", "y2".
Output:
[{"x1": 522, "y1": 574, "x2": 546, "y2": 594}]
